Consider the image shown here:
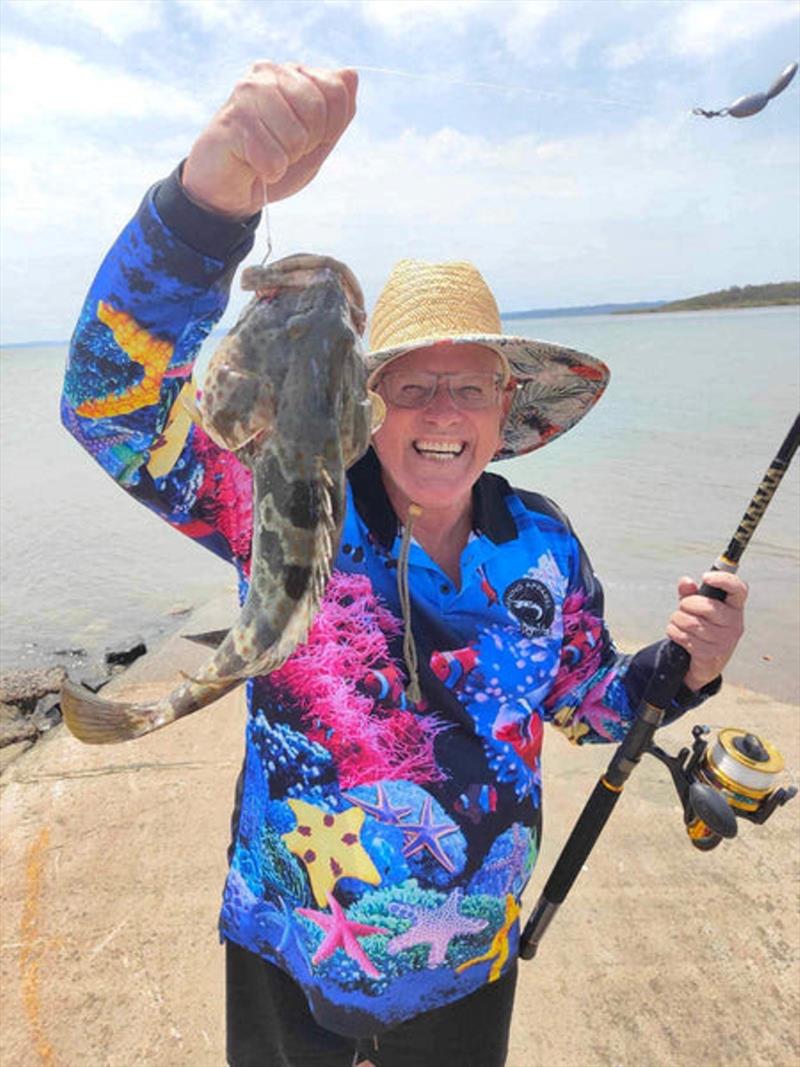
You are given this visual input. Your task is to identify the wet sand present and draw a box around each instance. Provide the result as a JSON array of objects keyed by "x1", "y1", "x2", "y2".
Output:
[{"x1": 1, "y1": 613, "x2": 798, "y2": 1067}]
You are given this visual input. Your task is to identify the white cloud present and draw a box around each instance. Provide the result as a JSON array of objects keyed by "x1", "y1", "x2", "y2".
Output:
[
  {"x1": 496, "y1": 0, "x2": 560, "y2": 60},
  {"x1": 7, "y1": 0, "x2": 162, "y2": 44},
  {"x1": 605, "y1": 0, "x2": 800, "y2": 68},
  {"x1": 174, "y1": 0, "x2": 247, "y2": 31},
  {"x1": 0, "y1": 36, "x2": 206, "y2": 128},
  {"x1": 669, "y1": 0, "x2": 799, "y2": 58},
  {"x1": 353, "y1": 0, "x2": 559, "y2": 47},
  {"x1": 259, "y1": 110, "x2": 792, "y2": 313},
  {"x1": 559, "y1": 29, "x2": 591, "y2": 69},
  {"x1": 604, "y1": 37, "x2": 653, "y2": 71},
  {"x1": 356, "y1": 0, "x2": 489, "y2": 35}
]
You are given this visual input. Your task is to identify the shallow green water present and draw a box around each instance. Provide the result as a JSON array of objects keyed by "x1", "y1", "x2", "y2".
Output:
[{"x1": 1, "y1": 305, "x2": 798, "y2": 700}]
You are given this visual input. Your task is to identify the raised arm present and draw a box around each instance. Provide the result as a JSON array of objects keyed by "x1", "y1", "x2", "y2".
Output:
[{"x1": 61, "y1": 61, "x2": 358, "y2": 571}]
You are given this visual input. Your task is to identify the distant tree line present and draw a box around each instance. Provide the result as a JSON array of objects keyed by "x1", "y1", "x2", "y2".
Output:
[{"x1": 628, "y1": 281, "x2": 799, "y2": 313}]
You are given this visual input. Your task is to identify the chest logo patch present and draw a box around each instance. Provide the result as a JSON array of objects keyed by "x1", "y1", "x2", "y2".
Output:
[{"x1": 503, "y1": 578, "x2": 555, "y2": 637}]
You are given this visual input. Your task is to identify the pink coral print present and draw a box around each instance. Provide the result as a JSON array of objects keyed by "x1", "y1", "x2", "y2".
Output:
[
  {"x1": 545, "y1": 590, "x2": 621, "y2": 740},
  {"x1": 191, "y1": 426, "x2": 254, "y2": 569},
  {"x1": 270, "y1": 572, "x2": 448, "y2": 789},
  {"x1": 569, "y1": 671, "x2": 621, "y2": 740},
  {"x1": 547, "y1": 590, "x2": 604, "y2": 705}
]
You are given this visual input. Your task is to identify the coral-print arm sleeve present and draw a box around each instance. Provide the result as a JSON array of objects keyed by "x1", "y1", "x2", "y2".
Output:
[
  {"x1": 61, "y1": 165, "x2": 258, "y2": 568},
  {"x1": 543, "y1": 529, "x2": 719, "y2": 745}
]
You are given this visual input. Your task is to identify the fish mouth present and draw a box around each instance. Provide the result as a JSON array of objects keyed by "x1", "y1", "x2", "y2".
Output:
[{"x1": 413, "y1": 439, "x2": 466, "y2": 461}]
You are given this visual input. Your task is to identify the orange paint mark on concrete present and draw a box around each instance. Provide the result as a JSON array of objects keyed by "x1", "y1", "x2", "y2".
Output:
[{"x1": 19, "y1": 827, "x2": 56, "y2": 1066}]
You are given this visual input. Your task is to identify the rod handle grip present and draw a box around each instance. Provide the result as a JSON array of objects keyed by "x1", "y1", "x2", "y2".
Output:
[{"x1": 698, "y1": 579, "x2": 727, "y2": 602}]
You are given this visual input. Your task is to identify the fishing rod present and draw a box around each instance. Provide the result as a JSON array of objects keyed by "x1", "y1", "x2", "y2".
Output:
[{"x1": 520, "y1": 412, "x2": 800, "y2": 960}]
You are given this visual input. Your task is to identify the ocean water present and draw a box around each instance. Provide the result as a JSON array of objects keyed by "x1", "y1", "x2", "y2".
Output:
[{"x1": 1, "y1": 306, "x2": 798, "y2": 701}]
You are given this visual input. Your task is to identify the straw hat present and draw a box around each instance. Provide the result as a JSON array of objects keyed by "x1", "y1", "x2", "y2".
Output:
[{"x1": 366, "y1": 259, "x2": 609, "y2": 460}]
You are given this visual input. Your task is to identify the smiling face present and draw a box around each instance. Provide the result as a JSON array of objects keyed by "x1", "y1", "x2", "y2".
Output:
[{"x1": 371, "y1": 342, "x2": 512, "y2": 523}]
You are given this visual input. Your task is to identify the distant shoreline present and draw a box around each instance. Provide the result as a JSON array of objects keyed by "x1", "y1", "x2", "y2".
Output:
[
  {"x1": 503, "y1": 282, "x2": 799, "y2": 321},
  {"x1": 620, "y1": 298, "x2": 800, "y2": 315},
  {"x1": 3, "y1": 290, "x2": 798, "y2": 346}
]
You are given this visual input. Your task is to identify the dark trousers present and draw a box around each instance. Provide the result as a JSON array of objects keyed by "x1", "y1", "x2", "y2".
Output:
[{"x1": 226, "y1": 941, "x2": 518, "y2": 1067}]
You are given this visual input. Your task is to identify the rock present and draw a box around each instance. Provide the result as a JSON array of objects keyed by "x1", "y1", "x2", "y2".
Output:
[
  {"x1": 0, "y1": 738, "x2": 35, "y2": 774},
  {"x1": 0, "y1": 667, "x2": 66, "y2": 713},
  {"x1": 32, "y1": 693, "x2": 62, "y2": 732},
  {"x1": 105, "y1": 637, "x2": 147, "y2": 667},
  {"x1": 75, "y1": 665, "x2": 113, "y2": 693},
  {"x1": 0, "y1": 702, "x2": 38, "y2": 747}
]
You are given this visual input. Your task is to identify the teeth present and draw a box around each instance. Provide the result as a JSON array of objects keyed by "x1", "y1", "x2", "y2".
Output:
[{"x1": 414, "y1": 440, "x2": 464, "y2": 455}]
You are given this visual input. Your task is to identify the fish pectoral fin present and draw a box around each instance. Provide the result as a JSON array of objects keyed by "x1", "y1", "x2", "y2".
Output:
[
  {"x1": 61, "y1": 678, "x2": 163, "y2": 745},
  {"x1": 181, "y1": 628, "x2": 230, "y2": 649},
  {"x1": 199, "y1": 351, "x2": 276, "y2": 453}
]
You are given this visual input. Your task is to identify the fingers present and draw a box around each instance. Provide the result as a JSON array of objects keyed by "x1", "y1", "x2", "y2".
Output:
[
  {"x1": 183, "y1": 60, "x2": 358, "y2": 215},
  {"x1": 696, "y1": 570, "x2": 749, "y2": 610},
  {"x1": 666, "y1": 571, "x2": 747, "y2": 689},
  {"x1": 298, "y1": 64, "x2": 358, "y2": 143}
]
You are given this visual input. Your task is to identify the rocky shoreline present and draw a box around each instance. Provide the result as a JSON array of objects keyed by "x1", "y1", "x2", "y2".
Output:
[
  {"x1": 0, "y1": 636, "x2": 149, "y2": 772},
  {"x1": 0, "y1": 591, "x2": 239, "y2": 775}
]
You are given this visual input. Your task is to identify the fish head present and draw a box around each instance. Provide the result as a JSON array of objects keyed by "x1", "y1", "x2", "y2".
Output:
[{"x1": 201, "y1": 255, "x2": 375, "y2": 468}]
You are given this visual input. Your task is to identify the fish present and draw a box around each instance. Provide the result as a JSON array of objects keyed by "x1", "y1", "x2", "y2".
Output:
[{"x1": 62, "y1": 254, "x2": 384, "y2": 744}]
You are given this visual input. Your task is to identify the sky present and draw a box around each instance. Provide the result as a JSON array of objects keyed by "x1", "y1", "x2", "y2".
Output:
[{"x1": 1, "y1": 0, "x2": 799, "y2": 343}]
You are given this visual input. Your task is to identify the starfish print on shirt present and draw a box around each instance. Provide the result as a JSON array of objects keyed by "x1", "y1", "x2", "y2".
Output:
[
  {"x1": 283, "y1": 798, "x2": 381, "y2": 907},
  {"x1": 386, "y1": 887, "x2": 488, "y2": 968},
  {"x1": 298, "y1": 891, "x2": 389, "y2": 979},
  {"x1": 400, "y1": 795, "x2": 460, "y2": 872},
  {"x1": 456, "y1": 893, "x2": 521, "y2": 982},
  {"x1": 344, "y1": 783, "x2": 413, "y2": 824},
  {"x1": 76, "y1": 302, "x2": 175, "y2": 418}
]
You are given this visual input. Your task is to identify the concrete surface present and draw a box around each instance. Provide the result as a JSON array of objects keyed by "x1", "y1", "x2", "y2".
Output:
[{"x1": 2, "y1": 613, "x2": 798, "y2": 1067}]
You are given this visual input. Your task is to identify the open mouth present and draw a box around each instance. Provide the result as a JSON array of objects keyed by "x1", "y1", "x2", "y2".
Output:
[{"x1": 413, "y1": 440, "x2": 466, "y2": 461}]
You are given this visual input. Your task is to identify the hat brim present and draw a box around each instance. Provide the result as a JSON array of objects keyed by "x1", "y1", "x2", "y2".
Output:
[{"x1": 365, "y1": 333, "x2": 610, "y2": 460}]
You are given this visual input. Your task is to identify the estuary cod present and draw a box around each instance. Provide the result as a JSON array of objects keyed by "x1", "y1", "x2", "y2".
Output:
[{"x1": 62, "y1": 254, "x2": 383, "y2": 744}]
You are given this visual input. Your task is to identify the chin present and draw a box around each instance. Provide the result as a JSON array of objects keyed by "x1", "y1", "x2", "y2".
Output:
[{"x1": 397, "y1": 467, "x2": 476, "y2": 510}]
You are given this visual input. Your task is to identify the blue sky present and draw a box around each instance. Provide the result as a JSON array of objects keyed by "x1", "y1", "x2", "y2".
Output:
[{"x1": 1, "y1": 0, "x2": 799, "y2": 343}]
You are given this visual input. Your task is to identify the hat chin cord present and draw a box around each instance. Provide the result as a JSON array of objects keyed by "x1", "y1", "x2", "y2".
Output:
[{"x1": 397, "y1": 503, "x2": 423, "y2": 704}]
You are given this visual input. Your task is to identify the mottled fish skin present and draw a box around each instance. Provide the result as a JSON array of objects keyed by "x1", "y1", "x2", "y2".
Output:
[{"x1": 62, "y1": 254, "x2": 374, "y2": 744}]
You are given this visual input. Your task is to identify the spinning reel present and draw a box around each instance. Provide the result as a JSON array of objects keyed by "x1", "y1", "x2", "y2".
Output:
[{"x1": 647, "y1": 725, "x2": 797, "y2": 851}]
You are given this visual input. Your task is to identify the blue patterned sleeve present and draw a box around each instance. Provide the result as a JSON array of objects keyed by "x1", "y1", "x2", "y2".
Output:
[
  {"x1": 61, "y1": 167, "x2": 259, "y2": 567},
  {"x1": 543, "y1": 524, "x2": 719, "y2": 745}
]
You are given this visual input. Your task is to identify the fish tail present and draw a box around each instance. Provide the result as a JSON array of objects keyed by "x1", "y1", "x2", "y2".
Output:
[{"x1": 61, "y1": 670, "x2": 241, "y2": 745}]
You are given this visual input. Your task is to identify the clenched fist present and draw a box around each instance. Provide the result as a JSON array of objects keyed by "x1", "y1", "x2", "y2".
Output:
[{"x1": 182, "y1": 61, "x2": 358, "y2": 219}]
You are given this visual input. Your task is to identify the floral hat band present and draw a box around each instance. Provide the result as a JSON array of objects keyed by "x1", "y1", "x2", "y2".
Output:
[{"x1": 365, "y1": 259, "x2": 610, "y2": 460}]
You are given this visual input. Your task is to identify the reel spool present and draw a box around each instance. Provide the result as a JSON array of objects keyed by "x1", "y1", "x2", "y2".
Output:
[{"x1": 648, "y1": 725, "x2": 797, "y2": 851}]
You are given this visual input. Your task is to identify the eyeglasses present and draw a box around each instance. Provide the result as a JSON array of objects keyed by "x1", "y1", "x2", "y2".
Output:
[{"x1": 376, "y1": 370, "x2": 507, "y2": 411}]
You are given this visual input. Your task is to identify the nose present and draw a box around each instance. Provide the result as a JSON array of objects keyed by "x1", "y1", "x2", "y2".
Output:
[{"x1": 423, "y1": 382, "x2": 460, "y2": 419}]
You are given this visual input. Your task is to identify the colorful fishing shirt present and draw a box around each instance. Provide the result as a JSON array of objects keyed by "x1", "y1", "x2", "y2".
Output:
[{"x1": 62, "y1": 167, "x2": 716, "y2": 1038}]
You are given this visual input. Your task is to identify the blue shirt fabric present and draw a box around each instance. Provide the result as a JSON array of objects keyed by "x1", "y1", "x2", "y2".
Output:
[{"x1": 61, "y1": 169, "x2": 715, "y2": 1038}]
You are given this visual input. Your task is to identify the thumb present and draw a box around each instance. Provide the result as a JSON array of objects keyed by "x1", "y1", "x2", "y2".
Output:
[{"x1": 339, "y1": 67, "x2": 359, "y2": 99}]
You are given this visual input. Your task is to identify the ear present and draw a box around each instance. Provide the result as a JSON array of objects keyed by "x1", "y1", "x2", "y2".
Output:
[
  {"x1": 500, "y1": 383, "x2": 515, "y2": 423},
  {"x1": 493, "y1": 385, "x2": 514, "y2": 454}
]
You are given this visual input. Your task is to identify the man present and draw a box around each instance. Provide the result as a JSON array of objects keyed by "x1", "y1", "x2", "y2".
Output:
[{"x1": 61, "y1": 62, "x2": 746, "y2": 1067}]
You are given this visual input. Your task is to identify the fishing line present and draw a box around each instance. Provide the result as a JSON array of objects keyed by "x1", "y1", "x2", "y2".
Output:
[
  {"x1": 259, "y1": 176, "x2": 273, "y2": 264},
  {"x1": 355, "y1": 64, "x2": 646, "y2": 112}
]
